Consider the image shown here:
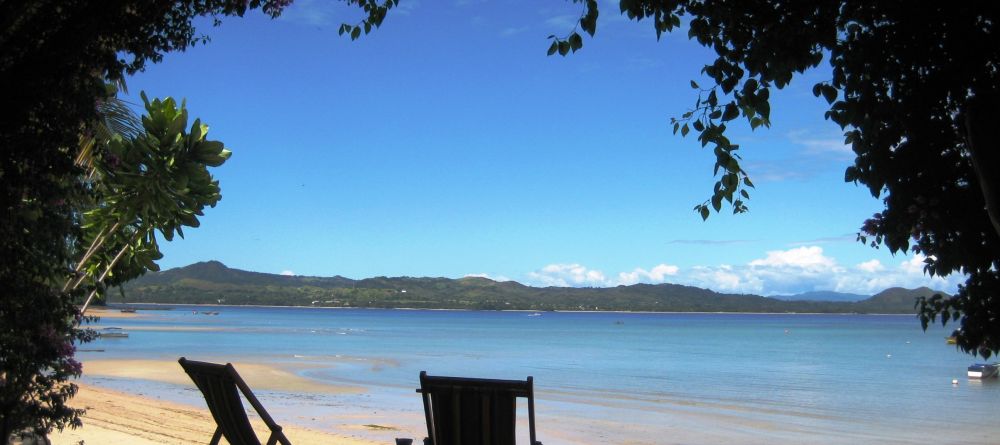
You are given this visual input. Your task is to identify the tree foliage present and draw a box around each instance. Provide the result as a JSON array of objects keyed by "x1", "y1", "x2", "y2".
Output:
[
  {"x1": 541, "y1": 1, "x2": 1000, "y2": 357},
  {"x1": 0, "y1": 1, "x2": 297, "y2": 441},
  {"x1": 69, "y1": 93, "x2": 231, "y2": 314}
]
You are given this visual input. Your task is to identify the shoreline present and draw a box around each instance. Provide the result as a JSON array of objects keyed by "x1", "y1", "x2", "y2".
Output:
[
  {"x1": 66, "y1": 316, "x2": 993, "y2": 445},
  {"x1": 103, "y1": 302, "x2": 915, "y2": 317}
]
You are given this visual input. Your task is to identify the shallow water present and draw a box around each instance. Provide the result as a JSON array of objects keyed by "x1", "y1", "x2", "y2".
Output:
[{"x1": 81, "y1": 306, "x2": 1000, "y2": 444}]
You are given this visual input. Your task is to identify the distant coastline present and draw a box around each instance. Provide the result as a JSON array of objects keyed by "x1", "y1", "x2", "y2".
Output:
[
  {"x1": 106, "y1": 301, "x2": 921, "y2": 316},
  {"x1": 108, "y1": 261, "x2": 944, "y2": 315}
]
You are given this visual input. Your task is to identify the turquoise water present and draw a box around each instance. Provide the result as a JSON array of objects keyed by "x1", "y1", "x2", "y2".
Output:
[{"x1": 81, "y1": 306, "x2": 1000, "y2": 444}]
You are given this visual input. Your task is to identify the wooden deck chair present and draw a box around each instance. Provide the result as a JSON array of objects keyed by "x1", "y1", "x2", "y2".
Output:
[
  {"x1": 178, "y1": 357, "x2": 292, "y2": 445},
  {"x1": 418, "y1": 371, "x2": 541, "y2": 445}
]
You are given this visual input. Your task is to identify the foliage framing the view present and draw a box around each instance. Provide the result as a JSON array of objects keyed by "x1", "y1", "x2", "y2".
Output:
[
  {"x1": 532, "y1": 1, "x2": 1000, "y2": 358},
  {"x1": 0, "y1": 1, "x2": 292, "y2": 442}
]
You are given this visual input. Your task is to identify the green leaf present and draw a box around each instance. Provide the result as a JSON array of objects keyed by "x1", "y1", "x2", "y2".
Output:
[
  {"x1": 569, "y1": 33, "x2": 583, "y2": 52},
  {"x1": 692, "y1": 120, "x2": 705, "y2": 132},
  {"x1": 722, "y1": 103, "x2": 739, "y2": 121},
  {"x1": 726, "y1": 156, "x2": 740, "y2": 172},
  {"x1": 711, "y1": 194, "x2": 722, "y2": 212},
  {"x1": 690, "y1": 80, "x2": 699, "y2": 89},
  {"x1": 547, "y1": 41, "x2": 558, "y2": 56},
  {"x1": 681, "y1": 124, "x2": 689, "y2": 137},
  {"x1": 821, "y1": 85, "x2": 838, "y2": 104},
  {"x1": 699, "y1": 205, "x2": 710, "y2": 220}
]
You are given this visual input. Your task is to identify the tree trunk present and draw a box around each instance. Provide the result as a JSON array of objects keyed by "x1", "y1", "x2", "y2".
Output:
[
  {"x1": 965, "y1": 91, "x2": 1000, "y2": 242},
  {"x1": 78, "y1": 230, "x2": 140, "y2": 316}
]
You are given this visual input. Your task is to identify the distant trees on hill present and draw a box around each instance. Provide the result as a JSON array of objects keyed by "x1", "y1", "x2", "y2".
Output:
[{"x1": 120, "y1": 262, "x2": 936, "y2": 314}]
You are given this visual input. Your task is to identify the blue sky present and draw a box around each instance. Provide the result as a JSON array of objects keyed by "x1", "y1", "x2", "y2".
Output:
[{"x1": 123, "y1": 0, "x2": 963, "y2": 296}]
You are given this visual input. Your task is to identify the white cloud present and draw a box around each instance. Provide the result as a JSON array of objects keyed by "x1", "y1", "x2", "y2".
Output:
[
  {"x1": 856, "y1": 259, "x2": 884, "y2": 273},
  {"x1": 520, "y1": 248, "x2": 965, "y2": 296},
  {"x1": 617, "y1": 264, "x2": 679, "y2": 285},
  {"x1": 527, "y1": 263, "x2": 610, "y2": 287},
  {"x1": 280, "y1": 270, "x2": 295, "y2": 276},
  {"x1": 465, "y1": 273, "x2": 512, "y2": 282},
  {"x1": 677, "y1": 249, "x2": 962, "y2": 296},
  {"x1": 787, "y1": 130, "x2": 853, "y2": 158},
  {"x1": 749, "y1": 246, "x2": 836, "y2": 269},
  {"x1": 901, "y1": 254, "x2": 930, "y2": 275}
]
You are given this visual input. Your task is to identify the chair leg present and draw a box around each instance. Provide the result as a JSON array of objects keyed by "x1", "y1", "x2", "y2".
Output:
[{"x1": 209, "y1": 427, "x2": 223, "y2": 445}]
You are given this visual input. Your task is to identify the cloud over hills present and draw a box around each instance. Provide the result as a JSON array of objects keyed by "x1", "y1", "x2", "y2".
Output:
[{"x1": 522, "y1": 246, "x2": 965, "y2": 295}]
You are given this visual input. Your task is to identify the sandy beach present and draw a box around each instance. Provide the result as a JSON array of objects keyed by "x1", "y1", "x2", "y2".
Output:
[
  {"x1": 49, "y1": 384, "x2": 381, "y2": 445},
  {"x1": 85, "y1": 306, "x2": 148, "y2": 319},
  {"x1": 50, "y1": 356, "x2": 418, "y2": 444}
]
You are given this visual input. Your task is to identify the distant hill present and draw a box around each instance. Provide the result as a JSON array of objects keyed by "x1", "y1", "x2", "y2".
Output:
[
  {"x1": 114, "y1": 261, "x2": 946, "y2": 314},
  {"x1": 856, "y1": 287, "x2": 948, "y2": 313},
  {"x1": 772, "y1": 291, "x2": 871, "y2": 302}
]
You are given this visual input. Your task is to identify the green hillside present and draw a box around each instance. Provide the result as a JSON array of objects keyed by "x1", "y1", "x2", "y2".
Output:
[{"x1": 114, "y1": 261, "x2": 947, "y2": 314}]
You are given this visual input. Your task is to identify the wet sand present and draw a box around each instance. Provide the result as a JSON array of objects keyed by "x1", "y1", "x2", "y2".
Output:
[{"x1": 82, "y1": 359, "x2": 365, "y2": 394}]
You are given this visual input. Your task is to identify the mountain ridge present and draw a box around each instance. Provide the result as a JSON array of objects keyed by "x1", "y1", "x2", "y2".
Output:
[{"x1": 117, "y1": 261, "x2": 947, "y2": 314}]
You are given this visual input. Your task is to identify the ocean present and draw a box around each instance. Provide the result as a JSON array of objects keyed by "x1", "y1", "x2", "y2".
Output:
[{"x1": 80, "y1": 305, "x2": 1000, "y2": 444}]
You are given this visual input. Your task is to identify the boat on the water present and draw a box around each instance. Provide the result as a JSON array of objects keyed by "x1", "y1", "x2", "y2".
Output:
[
  {"x1": 98, "y1": 327, "x2": 129, "y2": 338},
  {"x1": 967, "y1": 363, "x2": 999, "y2": 379}
]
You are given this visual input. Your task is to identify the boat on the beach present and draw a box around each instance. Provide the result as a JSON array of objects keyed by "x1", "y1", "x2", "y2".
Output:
[{"x1": 967, "y1": 363, "x2": 999, "y2": 379}]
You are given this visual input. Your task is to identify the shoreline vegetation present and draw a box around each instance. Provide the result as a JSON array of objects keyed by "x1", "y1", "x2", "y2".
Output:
[{"x1": 112, "y1": 261, "x2": 941, "y2": 314}]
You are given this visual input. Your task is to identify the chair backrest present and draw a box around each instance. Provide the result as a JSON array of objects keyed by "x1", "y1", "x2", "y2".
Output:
[
  {"x1": 178, "y1": 357, "x2": 290, "y2": 445},
  {"x1": 418, "y1": 371, "x2": 538, "y2": 445}
]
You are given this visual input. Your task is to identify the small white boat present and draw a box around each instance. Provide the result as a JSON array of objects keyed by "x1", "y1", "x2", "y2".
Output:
[
  {"x1": 528, "y1": 312, "x2": 542, "y2": 317},
  {"x1": 967, "y1": 363, "x2": 999, "y2": 379},
  {"x1": 98, "y1": 327, "x2": 129, "y2": 338}
]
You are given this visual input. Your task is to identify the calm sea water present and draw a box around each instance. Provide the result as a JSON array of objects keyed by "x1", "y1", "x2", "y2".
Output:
[{"x1": 80, "y1": 306, "x2": 1000, "y2": 444}]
